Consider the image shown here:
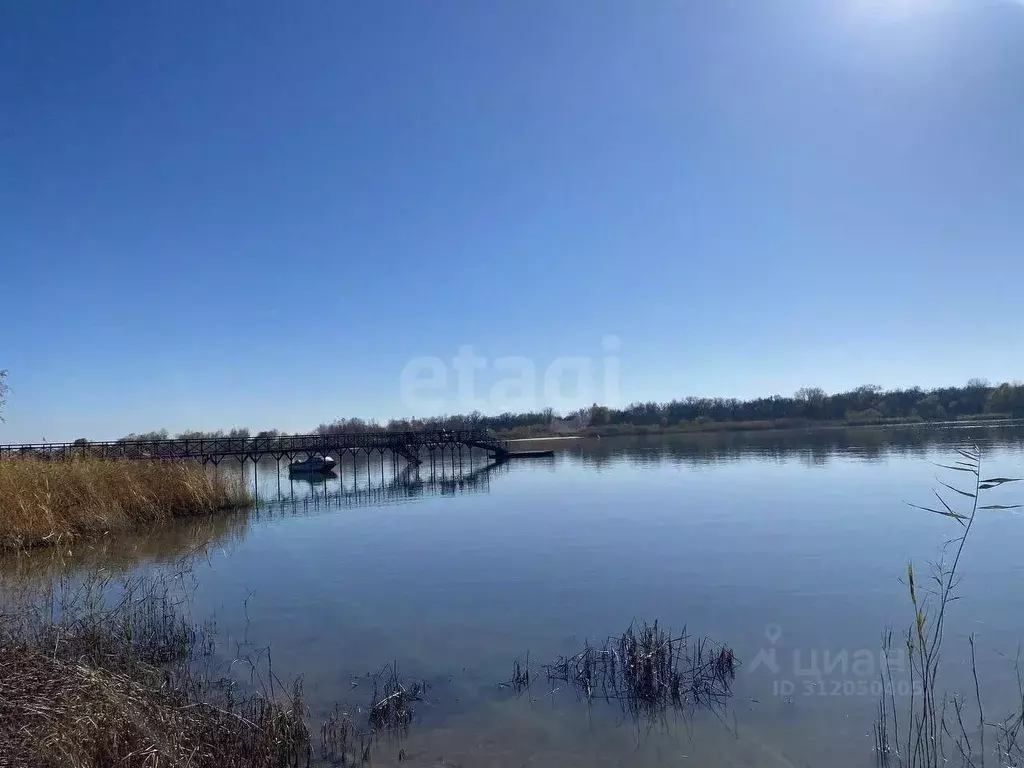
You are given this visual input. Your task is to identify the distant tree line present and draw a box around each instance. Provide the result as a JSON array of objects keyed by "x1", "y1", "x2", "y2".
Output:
[
  {"x1": 580, "y1": 379, "x2": 1024, "y2": 429},
  {"x1": 311, "y1": 408, "x2": 561, "y2": 435},
  {"x1": 312, "y1": 380, "x2": 1024, "y2": 435},
  {"x1": 114, "y1": 427, "x2": 256, "y2": 443},
  {"x1": 107, "y1": 379, "x2": 1024, "y2": 443}
]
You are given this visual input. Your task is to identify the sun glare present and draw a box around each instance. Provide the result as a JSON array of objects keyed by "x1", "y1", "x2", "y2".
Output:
[{"x1": 847, "y1": 0, "x2": 937, "y2": 22}]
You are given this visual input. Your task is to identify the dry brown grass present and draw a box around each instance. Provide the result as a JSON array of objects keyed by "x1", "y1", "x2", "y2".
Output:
[
  {"x1": 0, "y1": 571, "x2": 309, "y2": 768},
  {"x1": 0, "y1": 457, "x2": 252, "y2": 551},
  {"x1": 0, "y1": 645, "x2": 308, "y2": 768}
]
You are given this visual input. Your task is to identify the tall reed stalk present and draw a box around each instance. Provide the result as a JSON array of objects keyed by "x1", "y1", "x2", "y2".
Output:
[{"x1": 875, "y1": 445, "x2": 1021, "y2": 767}]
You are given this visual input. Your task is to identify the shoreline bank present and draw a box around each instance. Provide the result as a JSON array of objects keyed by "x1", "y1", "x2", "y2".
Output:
[{"x1": 496, "y1": 415, "x2": 1024, "y2": 444}]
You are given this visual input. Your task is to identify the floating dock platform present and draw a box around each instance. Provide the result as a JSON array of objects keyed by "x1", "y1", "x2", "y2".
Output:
[{"x1": 505, "y1": 450, "x2": 555, "y2": 459}]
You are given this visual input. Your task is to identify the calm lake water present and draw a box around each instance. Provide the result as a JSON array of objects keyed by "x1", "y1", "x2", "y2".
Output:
[{"x1": 5, "y1": 424, "x2": 1024, "y2": 767}]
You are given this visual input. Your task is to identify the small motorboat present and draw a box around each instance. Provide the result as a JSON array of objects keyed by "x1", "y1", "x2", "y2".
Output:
[{"x1": 288, "y1": 456, "x2": 337, "y2": 473}]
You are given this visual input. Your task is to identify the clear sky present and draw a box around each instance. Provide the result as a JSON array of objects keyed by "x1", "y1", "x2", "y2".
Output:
[{"x1": 2, "y1": 0, "x2": 1023, "y2": 442}]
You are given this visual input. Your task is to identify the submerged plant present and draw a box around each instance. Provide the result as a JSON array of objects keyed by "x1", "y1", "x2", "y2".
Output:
[{"x1": 367, "y1": 662, "x2": 427, "y2": 733}]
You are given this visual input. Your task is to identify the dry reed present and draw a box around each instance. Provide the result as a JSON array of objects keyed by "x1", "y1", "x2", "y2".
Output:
[
  {"x1": 501, "y1": 620, "x2": 737, "y2": 728},
  {"x1": 0, "y1": 457, "x2": 252, "y2": 551},
  {"x1": 0, "y1": 571, "x2": 310, "y2": 768},
  {"x1": 316, "y1": 663, "x2": 429, "y2": 765},
  {"x1": 0, "y1": 645, "x2": 309, "y2": 768}
]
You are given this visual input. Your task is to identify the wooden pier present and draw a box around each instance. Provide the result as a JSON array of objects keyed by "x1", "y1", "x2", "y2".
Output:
[{"x1": 0, "y1": 428, "x2": 552, "y2": 467}]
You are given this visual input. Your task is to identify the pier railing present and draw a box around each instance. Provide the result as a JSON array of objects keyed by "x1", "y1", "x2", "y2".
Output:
[{"x1": 0, "y1": 429, "x2": 510, "y2": 465}]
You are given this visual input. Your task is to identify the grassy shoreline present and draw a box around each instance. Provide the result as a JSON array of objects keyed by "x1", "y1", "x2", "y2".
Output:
[
  {"x1": 0, "y1": 457, "x2": 251, "y2": 552},
  {"x1": 0, "y1": 572, "x2": 309, "y2": 767}
]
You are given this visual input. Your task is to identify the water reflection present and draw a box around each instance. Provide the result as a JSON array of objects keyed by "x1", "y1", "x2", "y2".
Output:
[
  {"x1": 0, "y1": 511, "x2": 251, "y2": 588},
  {"x1": 566, "y1": 422, "x2": 1024, "y2": 469},
  {"x1": 253, "y1": 459, "x2": 507, "y2": 509}
]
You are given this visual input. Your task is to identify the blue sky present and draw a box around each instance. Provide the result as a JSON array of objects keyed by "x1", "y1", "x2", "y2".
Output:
[{"x1": 2, "y1": 0, "x2": 1023, "y2": 441}]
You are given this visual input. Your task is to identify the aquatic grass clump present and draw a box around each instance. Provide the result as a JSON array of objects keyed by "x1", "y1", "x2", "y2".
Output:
[
  {"x1": 320, "y1": 705, "x2": 371, "y2": 766},
  {"x1": 318, "y1": 664, "x2": 428, "y2": 766},
  {"x1": 0, "y1": 456, "x2": 252, "y2": 551},
  {"x1": 535, "y1": 620, "x2": 736, "y2": 725},
  {"x1": 367, "y1": 662, "x2": 427, "y2": 733}
]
